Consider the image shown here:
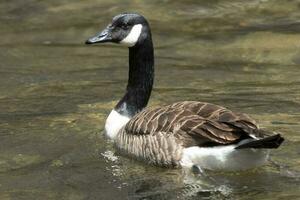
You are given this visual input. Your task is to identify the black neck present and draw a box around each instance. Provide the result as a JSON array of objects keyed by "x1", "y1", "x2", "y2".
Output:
[{"x1": 115, "y1": 34, "x2": 154, "y2": 117}]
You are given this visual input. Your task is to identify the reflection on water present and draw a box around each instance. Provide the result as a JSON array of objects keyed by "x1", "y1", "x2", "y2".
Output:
[{"x1": 0, "y1": 0, "x2": 300, "y2": 199}]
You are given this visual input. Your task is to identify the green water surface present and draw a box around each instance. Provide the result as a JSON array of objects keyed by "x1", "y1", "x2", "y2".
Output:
[{"x1": 0, "y1": 0, "x2": 300, "y2": 199}]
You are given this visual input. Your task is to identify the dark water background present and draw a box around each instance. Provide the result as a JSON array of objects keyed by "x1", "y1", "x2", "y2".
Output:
[{"x1": 0, "y1": 0, "x2": 300, "y2": 199}]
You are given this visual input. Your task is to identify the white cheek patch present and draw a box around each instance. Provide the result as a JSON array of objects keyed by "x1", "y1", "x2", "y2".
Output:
[{"x1": 120, "y1": 24, "x2": 143, "y2": 47}]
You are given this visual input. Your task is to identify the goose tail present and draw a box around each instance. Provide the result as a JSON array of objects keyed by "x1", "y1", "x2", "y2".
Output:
[{"x1": 235, "y1": 133, "x2": 284, "y2": 149}]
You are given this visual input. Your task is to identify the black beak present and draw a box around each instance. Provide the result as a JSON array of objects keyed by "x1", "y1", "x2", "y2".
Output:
[{"x1": 85, "y1": 26, "x2": 112, "y2": 44}]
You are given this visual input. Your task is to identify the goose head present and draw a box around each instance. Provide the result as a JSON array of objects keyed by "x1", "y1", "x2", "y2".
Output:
[{"x1": 85, "y1": 13, "x2": 151, "y2": 47}]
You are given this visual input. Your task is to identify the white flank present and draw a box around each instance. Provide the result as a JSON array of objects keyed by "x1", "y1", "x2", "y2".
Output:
[
  {"x1": 180, "y1": 145, "x2": 270, "y2": 171},
  {"x1": 120, "y1": 24, "x2": 143, "y2": 47},
  {"x1": 105, "y1": 109, "x2": 130, "y2": 139}
]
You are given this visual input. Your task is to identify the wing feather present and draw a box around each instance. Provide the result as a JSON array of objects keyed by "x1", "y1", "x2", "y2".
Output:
[{"x1": 124, "y1": 101, "x2": 265, "y2": 147}]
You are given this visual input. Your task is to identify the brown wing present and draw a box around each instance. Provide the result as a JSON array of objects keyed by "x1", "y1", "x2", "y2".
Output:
[{"x1": 124, "y1": 101, "x2": 267, "y2": 147}]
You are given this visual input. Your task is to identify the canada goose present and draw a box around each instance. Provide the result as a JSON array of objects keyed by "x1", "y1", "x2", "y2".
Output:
[{"x1": 85, "y1": 13, "x2": 284, "y2": 171}]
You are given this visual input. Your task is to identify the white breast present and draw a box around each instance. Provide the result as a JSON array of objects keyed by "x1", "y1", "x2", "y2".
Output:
[
  {"x1": 180, "y1": 145, "x2": 270, "y2": 171},
  {"x1": 105, "y1": 110, "x2": 130, "y2": 139},
  {"x1": 120, "y1": 24, "x2": 143, "y2": 47}
]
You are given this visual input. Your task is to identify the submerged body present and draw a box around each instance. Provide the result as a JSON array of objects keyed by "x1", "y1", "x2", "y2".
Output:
[
  {"x1": 116, "y1": 123, "x2": 270, "y2": 171},
  {"x1": 86, "y1": 13, "x2": 284, "y2": 171},
  {"x1": 107, "y1": 101, "x2": 274, "y2": 170}
]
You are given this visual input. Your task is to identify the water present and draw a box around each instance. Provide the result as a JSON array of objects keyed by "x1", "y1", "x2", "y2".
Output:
[{"x1": 1, "y1": 0, "x2": 300, "y2": 199}]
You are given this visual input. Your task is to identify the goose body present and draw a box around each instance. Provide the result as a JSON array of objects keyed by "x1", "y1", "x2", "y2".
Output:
[{"x1": 86, "y1": 13, "x2": 284, "y2": 171}]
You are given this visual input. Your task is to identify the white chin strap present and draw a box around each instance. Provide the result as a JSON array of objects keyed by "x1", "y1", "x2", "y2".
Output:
[{"x1": 120, "y1": 24, "x2": 143, "y2": 47}]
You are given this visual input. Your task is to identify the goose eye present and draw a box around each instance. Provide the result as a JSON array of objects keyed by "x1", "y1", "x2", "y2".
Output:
[{"x1": 121, "y1": 24, "x2": 129, "y2": 30}]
